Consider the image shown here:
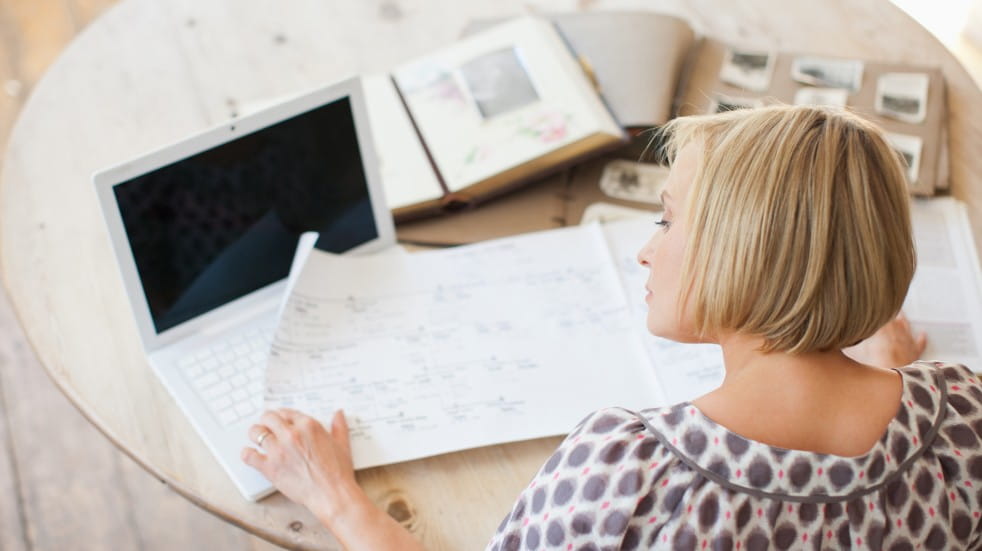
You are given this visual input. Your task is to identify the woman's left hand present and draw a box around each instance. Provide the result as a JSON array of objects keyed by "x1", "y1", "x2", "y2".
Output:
[
  {"x1": 242, "y1": 409, "x2": 358, "y2": 517},
  {"x1": 844, "y1": 311, "x2": 928, "y2": 370}
]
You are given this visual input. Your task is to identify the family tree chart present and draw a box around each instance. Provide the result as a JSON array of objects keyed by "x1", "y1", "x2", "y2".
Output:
[{"x1": 265, "y1": 225, "x2": 664, "y2": 467}]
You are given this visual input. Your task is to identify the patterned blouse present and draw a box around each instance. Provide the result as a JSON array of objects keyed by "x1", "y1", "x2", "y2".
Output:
[{"x1": 486, "y1": 362, "x2": 982, "y2": 550}]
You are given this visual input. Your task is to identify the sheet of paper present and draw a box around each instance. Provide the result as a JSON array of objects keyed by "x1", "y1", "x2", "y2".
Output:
[
  {"x1": 361, "y1": 74, "x2": 444, "y2": 210},
  {"x1": 599, "y1": 217, "x2": 725, "y2": 402},
  {"x1": 264, "y1": 224, "x2": 660, "y2": 468},
  {"x1": 905, "y1": 198, "x2": 982, "y2": 370}
]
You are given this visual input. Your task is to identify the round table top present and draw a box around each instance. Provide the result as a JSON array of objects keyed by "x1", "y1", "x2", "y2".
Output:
[{"x1": 3, "y1": 0, "x2": 982, "y2": 548}]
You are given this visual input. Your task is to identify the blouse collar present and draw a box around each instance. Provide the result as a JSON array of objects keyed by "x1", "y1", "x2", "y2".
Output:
[{"x1": 639, "y1": 362, "x2": 947, "y2": 502}]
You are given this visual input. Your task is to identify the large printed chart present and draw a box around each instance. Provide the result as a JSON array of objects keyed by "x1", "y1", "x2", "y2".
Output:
[{"x1": 265, "y1": 225, "x2": 662, "y2": 468}]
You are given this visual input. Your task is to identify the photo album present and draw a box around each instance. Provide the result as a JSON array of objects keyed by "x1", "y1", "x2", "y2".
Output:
[
  {"x1": 364, "y1": 16, "x2": 627, "y2": 222},
  {"x1": 367, "y1": 12, "x2": 949, "y2": 225}
]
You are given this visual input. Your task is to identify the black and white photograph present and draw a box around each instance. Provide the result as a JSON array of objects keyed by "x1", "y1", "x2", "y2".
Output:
[
  {"x1": 886, "y1": 132, "x2": 923, "y2": 184},
  {"x1": 598, "y1": 160, "x2": 670, "y2": 205},
  {"x1": 791, "y1": 56, "x2": 864, "y2": 91},
  {"x1": 876, "y1": 72, "x2": 929, "y2": 124},
  {"x1": 459, "y1": 46, "x2": 540, "y2": 119},
  {"x1": 709, "y1": 93, "x2": 763, "y2": 114},
  {"x1": 719, "y1": 48, "x2": 775, "y2": 91}
]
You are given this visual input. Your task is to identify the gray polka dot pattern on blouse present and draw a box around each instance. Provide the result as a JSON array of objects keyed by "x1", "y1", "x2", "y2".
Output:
[{"x1": 486, "y1": 362, "x2": 982, "y2": 550}]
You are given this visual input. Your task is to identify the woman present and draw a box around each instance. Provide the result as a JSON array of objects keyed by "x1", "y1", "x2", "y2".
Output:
[{"x1": 242, "y1": 105, "x2": 982, "y2": 549}]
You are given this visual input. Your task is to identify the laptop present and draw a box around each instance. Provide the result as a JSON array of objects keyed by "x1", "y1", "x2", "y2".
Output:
[{"x1": 94, "y1": 77, "x2": 395, "y2": 501}]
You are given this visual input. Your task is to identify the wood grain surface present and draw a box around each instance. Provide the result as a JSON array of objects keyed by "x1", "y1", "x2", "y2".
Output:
[{"x1": 2, "y1": 0, "x2": 981, "y2": 549}]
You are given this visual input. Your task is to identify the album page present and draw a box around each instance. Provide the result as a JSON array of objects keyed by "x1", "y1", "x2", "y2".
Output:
[{"x1": 391, "y1": 16, "x2": 625, "y2": 195}]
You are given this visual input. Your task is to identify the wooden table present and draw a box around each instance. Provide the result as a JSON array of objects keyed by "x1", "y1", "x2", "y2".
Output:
[{"x1": 3, "y1": 0, "x2": 981, "y2": 549}]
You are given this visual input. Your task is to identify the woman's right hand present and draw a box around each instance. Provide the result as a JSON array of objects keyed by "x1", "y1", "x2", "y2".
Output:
[
  {"x1": 242, "y1": 409, "x2": 358, "y2": 517},
  {"x1": 844, "y1": 311, "x2": 928, "y2": 369},
  {"x1": 241, "y1": 409, "x2": 425, "y2": 551}
]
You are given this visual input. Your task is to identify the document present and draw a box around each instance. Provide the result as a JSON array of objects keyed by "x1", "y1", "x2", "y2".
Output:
[
  {"x1": 906, "y1": 198, "x2": 982, "y2": 369},
  {"x1": 265, "y1": 224, "x2": 664, "y2": 469}
]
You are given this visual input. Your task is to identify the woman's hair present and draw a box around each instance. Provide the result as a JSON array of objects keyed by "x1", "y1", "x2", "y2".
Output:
[{"x1": 656, "y1": 104, "x2": 916, "y2": 354}]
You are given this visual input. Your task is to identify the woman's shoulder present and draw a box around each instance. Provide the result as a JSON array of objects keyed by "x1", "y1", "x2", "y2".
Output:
[
  {"x1": 538, "y1": 406, "x2": 671, "y2": 485},
  {"x1": 899, "y1": 360, "x2": 982, "y2": 420},
  {"x1": 899, "y1": 359, "x2": 977, "y2": 383},
  {"x1": 487, "y1": 406, "x2": 677, "y2": 550}
]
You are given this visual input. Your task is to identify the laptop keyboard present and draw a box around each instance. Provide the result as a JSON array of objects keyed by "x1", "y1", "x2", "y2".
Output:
[{"x1": 176, "y1": 327, "x2": 272, "y2": 427}]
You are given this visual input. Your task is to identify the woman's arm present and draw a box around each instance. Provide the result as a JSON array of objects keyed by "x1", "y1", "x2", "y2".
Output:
[{"x1": 242, "y1": 409, "x2": 424, "y2": 551}]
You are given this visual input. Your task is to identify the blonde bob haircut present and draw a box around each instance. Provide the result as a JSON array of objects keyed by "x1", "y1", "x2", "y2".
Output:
[{"x1": 656, "y1": 105, "x2": 915, "y2": 354}]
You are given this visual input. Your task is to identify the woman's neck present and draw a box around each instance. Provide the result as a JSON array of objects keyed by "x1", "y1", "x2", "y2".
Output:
[
  {"x1": 714, "y1": 332, "x2": 861, "y2": 387},
  {"x1": 691, "y1": 332, "x2": 903, "y2": 456}
]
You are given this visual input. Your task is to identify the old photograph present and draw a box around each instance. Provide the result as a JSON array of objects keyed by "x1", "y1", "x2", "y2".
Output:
[
  {"x1": 876, "y1": 72, "x2": 929, "y2": 124},
  {"x1": 886, "y1": 132, "x2": 923, "y2": 184},
  {"x1": 791, "y1": 56, "x2": 864, "y2": 91},
  {"x1": 599, "y1": 160, "x2": 670, "y2": 205},
  {"x1": 459, "y1": 47, "x2": 539, "y2": 119},
  {"x1": 709, "y1": 93, "x2": 763, "y2": 114},
  {"x1": 719, "y1": 48, "x2": 775, "y2": 92}
]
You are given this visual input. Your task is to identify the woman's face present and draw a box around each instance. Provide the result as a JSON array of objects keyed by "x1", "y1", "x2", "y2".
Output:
[{"x1": 636, "y1": 143, "x2": 700, "y2": 342}]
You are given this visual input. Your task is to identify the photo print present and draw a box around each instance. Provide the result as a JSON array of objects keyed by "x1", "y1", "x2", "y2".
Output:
[
  {"x1": 709, "y1": 93, "x2": 763, "y2": 114},
  {"x1": 876, "y1": 72, "x2": 929, "y2": 124},
  {"x1": 791, "y1": 56, "x2": 864, "y2": 92},
  {"x1": 885, "y1": 132, "x2": 923, "y2": 184},
  {"x1": 719, "y1": 48, "x2": 775, "y2": 92},
  {"x1": 793, "y1": 87, "x2": 849, "y2": 107},
  {"x1": 459, "y1": 47, "x2": 539, "y2": 119},
  {"x1": 599, "y1": 160, "x2": 670, "y2": 205}
]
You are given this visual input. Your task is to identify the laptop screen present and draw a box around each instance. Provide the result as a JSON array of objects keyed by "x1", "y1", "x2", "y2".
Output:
[{"x1": 112, "y1": 96, "x2": 378, "y2": 334}]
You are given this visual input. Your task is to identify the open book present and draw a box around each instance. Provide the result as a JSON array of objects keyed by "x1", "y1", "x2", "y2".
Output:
[
  {"x1": 265, "y1": 197, "x2": 982, "y2": 469},
  {"x1": 365, "y1": 16, "x2": 626, "y2": 222}
]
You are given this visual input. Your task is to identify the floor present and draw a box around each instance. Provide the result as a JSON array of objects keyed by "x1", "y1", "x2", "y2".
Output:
[{"x1": 1, "y1": 1, "x2": 981, "y2": 550}]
